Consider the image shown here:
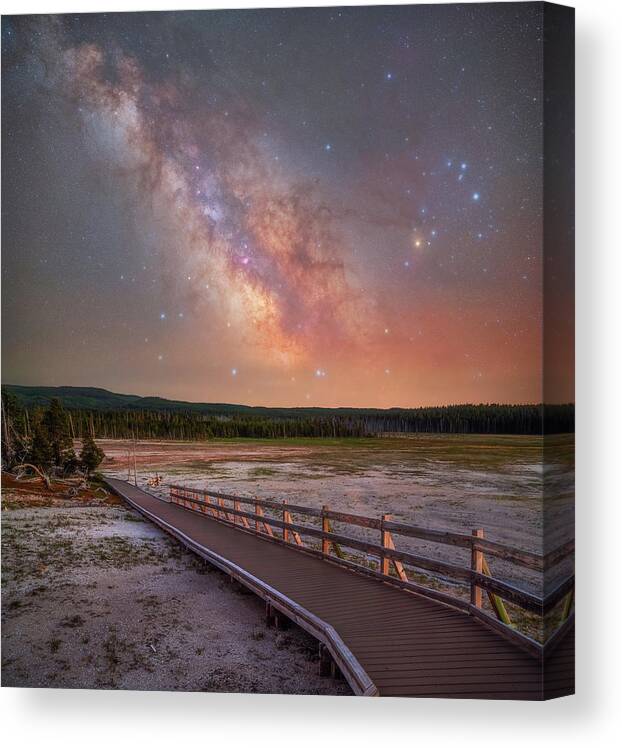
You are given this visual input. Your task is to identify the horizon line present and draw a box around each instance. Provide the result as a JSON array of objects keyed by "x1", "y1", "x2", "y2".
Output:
[{"x1": 2, "y1": 383, "x2": 574, "y2": 411}]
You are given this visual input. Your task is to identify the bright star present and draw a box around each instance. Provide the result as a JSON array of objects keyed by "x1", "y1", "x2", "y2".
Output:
[
  {"x1": 231, "y1": 368, "x2": 238, "y2": 376},
  {"x1": 386, "y1": 72, "x2": 393, "y2": 80},
  {"x1": 159, "y1": 313, "x2": 166, "y2": 320},
  {"x1": 324, "y1": 143, "x2": 332, "y2": 151},
  {"x1": 472, "y1": 192, "x2": 480, "y2": 201}
]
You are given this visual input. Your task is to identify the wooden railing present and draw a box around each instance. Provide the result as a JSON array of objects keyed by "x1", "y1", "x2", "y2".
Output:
[{"x1": 168, "y1": 484, "x2": 574, "y2": 651}]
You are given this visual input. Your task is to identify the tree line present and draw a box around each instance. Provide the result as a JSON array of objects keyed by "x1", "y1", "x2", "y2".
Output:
[{"x1": 1, "y1": 389, "x2": 574, "y2": 448}]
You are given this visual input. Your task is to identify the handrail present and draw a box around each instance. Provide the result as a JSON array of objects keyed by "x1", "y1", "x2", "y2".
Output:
[
  {"x1": 168, "y1": 484, "x2": 574, "y2": 635},
  {"x1": 168, "y1": 484, "x2": 574, "y2": 572}
]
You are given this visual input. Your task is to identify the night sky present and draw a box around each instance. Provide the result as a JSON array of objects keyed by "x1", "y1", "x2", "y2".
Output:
[{"x1": 1, "y1": 4, "x2": 571, "y2": 408}]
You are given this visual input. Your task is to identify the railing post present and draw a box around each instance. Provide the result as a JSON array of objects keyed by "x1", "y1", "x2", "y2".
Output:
[
  {"x1": 471, "y1": 528, "x2": 484, "y2": 608},
  {"x1": 235, "y1": 500, "x2": 249, "y2": 528},
  {"x1": 255, "y1": 504, "x2": 273, "y2": 536},
  {"x1": 380, "y1": 514, "x2": 391, "y2": 576},
  {"x1": 283, "y1": 500, "x2": 289, "y2": 543},
  {"x1": 322, "y1": 505, "x2": 330, "y2": 556},
  {"x1": 255, "y1": 501, "x2": 260, "y2": 534}
]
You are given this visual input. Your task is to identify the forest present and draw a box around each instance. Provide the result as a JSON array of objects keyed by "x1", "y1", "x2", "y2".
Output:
[
  {"x1": 2, "y1": 393, "x2": 105, "y2": 477},
  {"x1": 2, "y1": 385, "x2": 574, "y2": 443}
]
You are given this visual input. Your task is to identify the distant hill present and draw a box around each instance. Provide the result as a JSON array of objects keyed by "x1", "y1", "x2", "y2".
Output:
[
  {"x1": 3, "y1": 385, "x2": 146, "y2": 411},
  {"x1": 2, "y1": 383, "x2": 436, "y2": 418}
]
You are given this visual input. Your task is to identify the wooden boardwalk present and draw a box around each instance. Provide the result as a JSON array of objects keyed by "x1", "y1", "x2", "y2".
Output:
[{"x1": 106, "y1": 478, "x2": 574, "y2": 700}]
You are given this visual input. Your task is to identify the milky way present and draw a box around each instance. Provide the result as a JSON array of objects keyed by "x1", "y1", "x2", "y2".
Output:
[{"x1": 1, "y1": 6, "x2": 573, "y2": 407}]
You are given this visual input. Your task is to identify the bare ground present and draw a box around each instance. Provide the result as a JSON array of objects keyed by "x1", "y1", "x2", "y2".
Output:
[
  {"x1": 101, "y1": 435, "x2": 574, "y2": 595},
  {"x1": 1, "y1": 484, "x2": 349, "y2": 695}
]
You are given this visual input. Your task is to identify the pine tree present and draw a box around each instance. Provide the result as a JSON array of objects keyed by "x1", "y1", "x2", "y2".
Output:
[
  {"x1": 43, "y1": 398, "x2": 76, "y2": 472},
  {"x1": 30, "y1": 423, "x2": 53, "y2": 471},
  {"x1": 79, "y1": 435, "x2": 105, "y2": 476}
]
